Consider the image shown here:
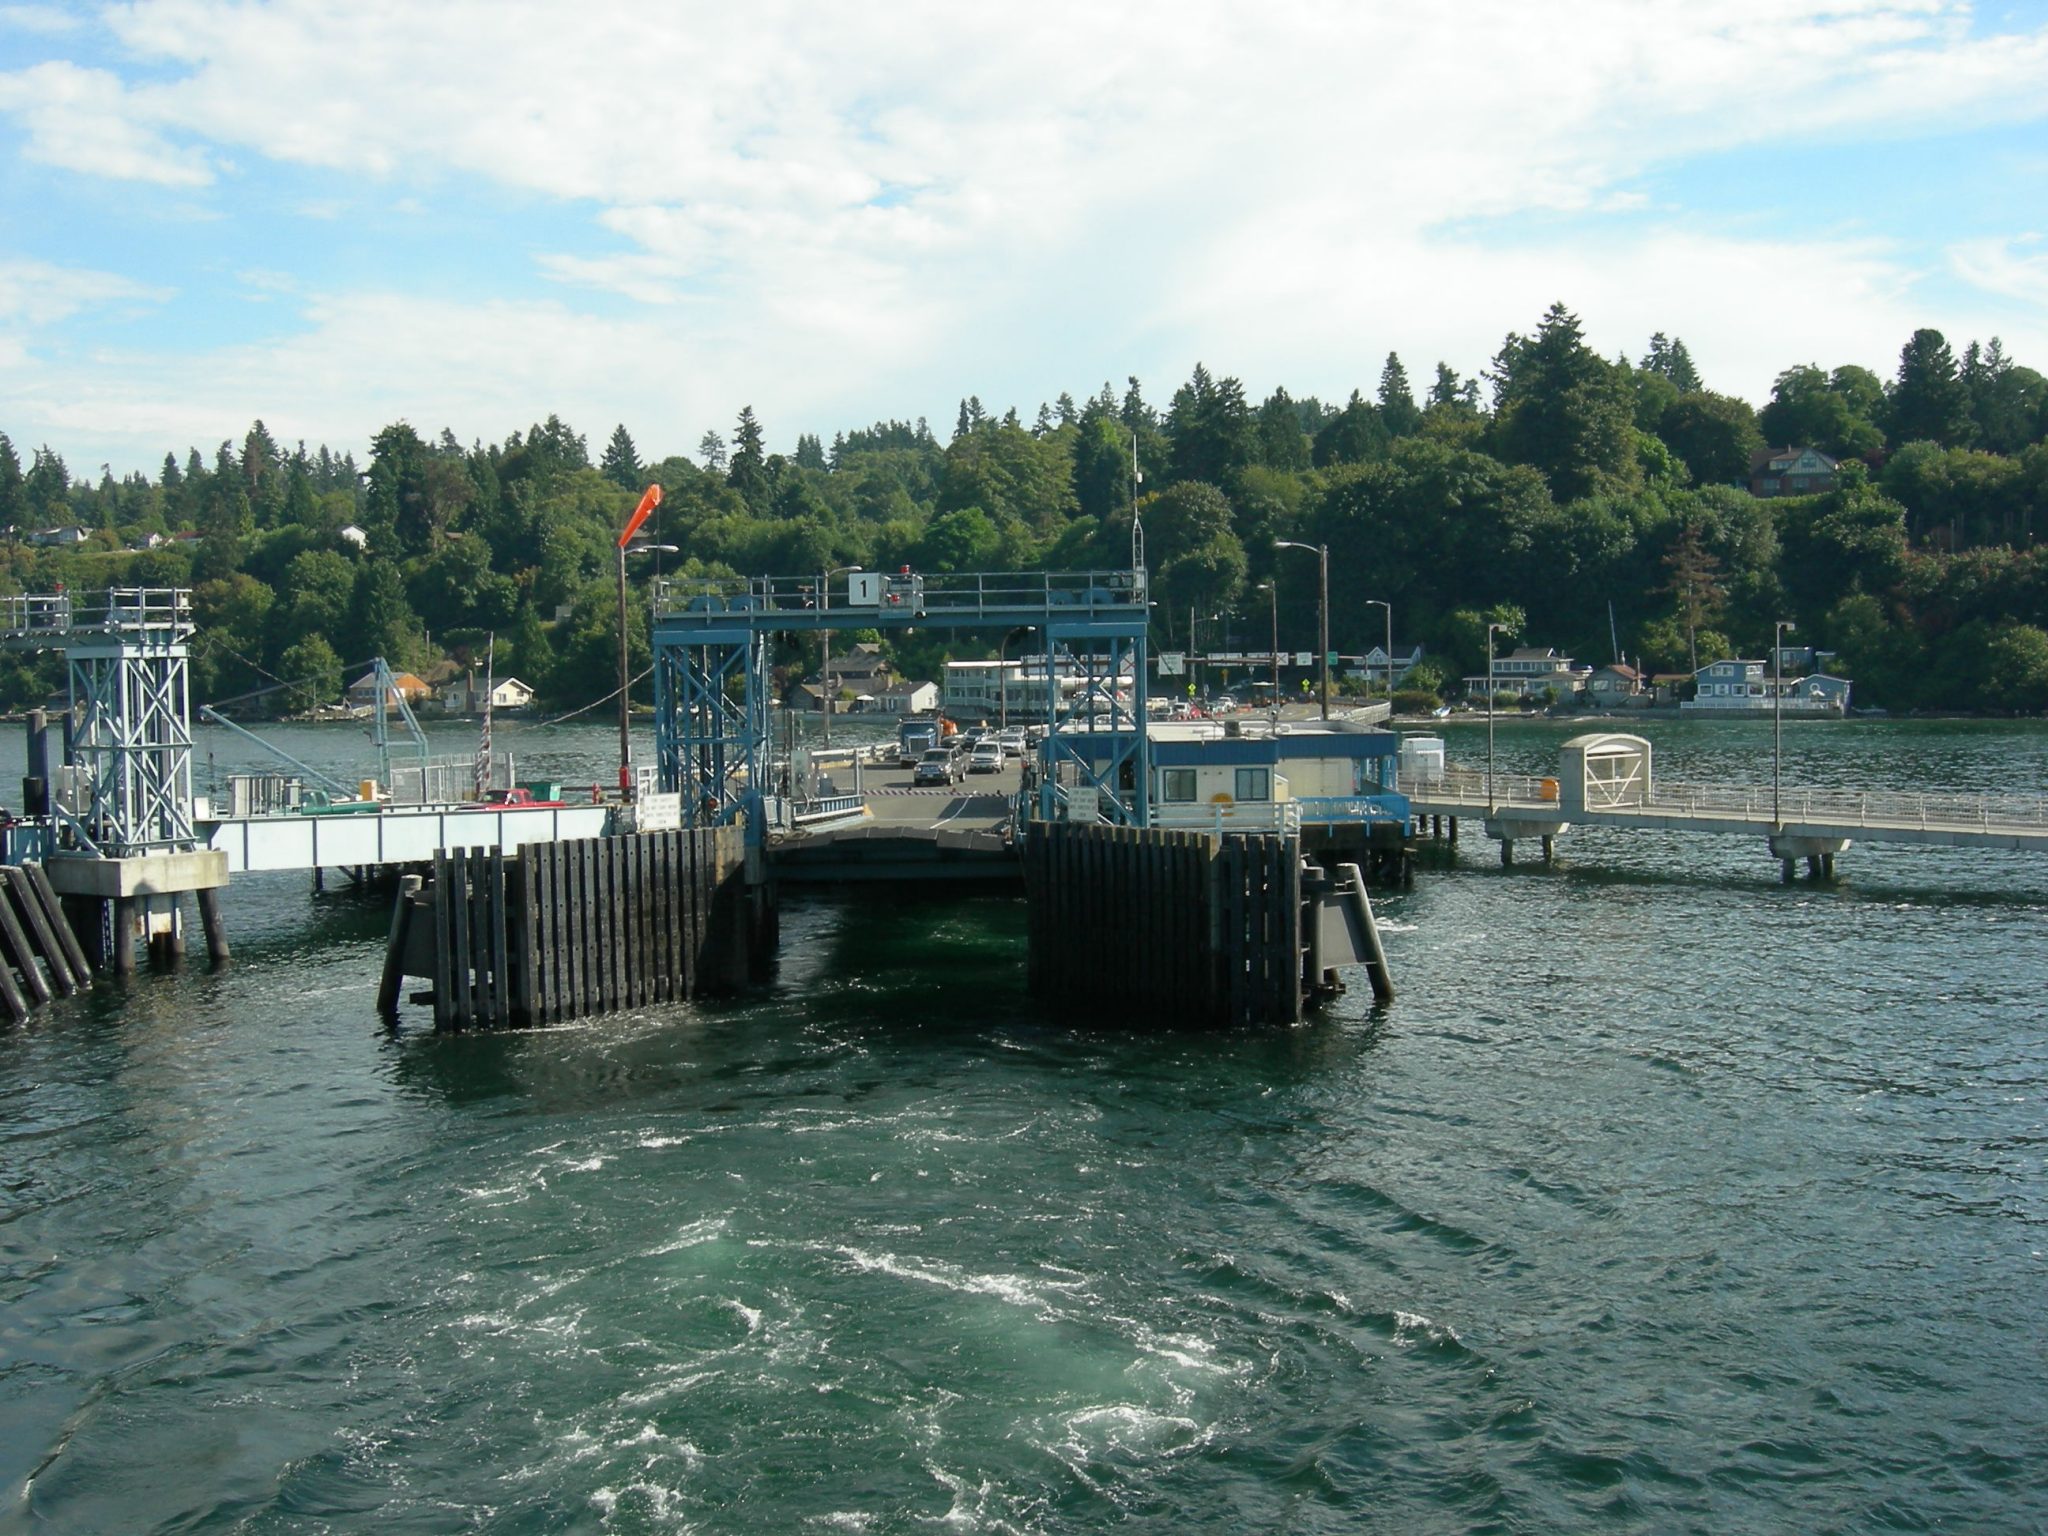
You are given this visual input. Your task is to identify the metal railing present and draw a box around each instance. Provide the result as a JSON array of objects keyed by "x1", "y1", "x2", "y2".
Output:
[
  {"x1": 654, "y1": 569, "x2": 1147, "y2": 621},
  {"x1": 0, "y1": 587, "x2": 193, "y2": 638},
  {"x1": 1408, "y1": 765, "x2": 2048, "y2": 834}
]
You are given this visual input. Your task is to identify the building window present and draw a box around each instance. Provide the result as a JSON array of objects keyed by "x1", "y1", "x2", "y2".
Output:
[
  {"x1": 1235, "y1": 767, "x2": 1270, "y2": 802},
  {"x1": 1162, "y1": 768, "x2": 1197, "y2": 803}
]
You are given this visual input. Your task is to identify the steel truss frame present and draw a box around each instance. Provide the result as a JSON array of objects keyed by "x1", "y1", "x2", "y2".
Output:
[
  {"x1": 653, "y1": 629, "x2": 770, "y2": 828},
  {"x1": 649, "y1": 571, "x2": 1152, "y2": 836},
  {"x1": 1037, "y1": 623, "x2": 1149, "y2": 826},
  {"x1": 66, "y1": 629, "x2": 194, "y2": 855}
]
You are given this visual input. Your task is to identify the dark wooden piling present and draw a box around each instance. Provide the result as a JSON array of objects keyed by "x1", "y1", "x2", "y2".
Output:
[
  {"x1": 1022, "y1": 823, "x2": 1324, "y2": 1028},
  {"x1": 391, "y1": 827, "x2": 754, "y2": 1029}
]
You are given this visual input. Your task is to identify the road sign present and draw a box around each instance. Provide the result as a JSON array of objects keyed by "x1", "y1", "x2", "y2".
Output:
[
  {"x1": 1157, "y1": 651, "x2": 1186, "y2": 676},
  {"x1": 1293, "y1": 651, "x2": 1314, "y2": 667}
]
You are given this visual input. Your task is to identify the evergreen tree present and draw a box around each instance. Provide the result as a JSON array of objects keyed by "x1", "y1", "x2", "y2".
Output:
[
  {"x1": 160, "y1": 450, "x2": 181, "y2": 492},
  {"x1": 1377, "y1": 353, "x2": 1422, "y2": 437},
  {"x1": 1055, "y1": 392, "x2": 1079, "y2": 427},
  {"x1": 365, "y1": 421, "x2": 432, "y2": 553},
  {"x1": 1640, "y1": 333, "x2": 1703, "y2": 393},
  {"x1": 698, "y1": 430, "x2": 728, "y2": 473},
  {"x1": 1490, "y1": 302, "x2": 1639, "y2": 502},
  {"x1": 1887, "y1": 327, "x2": 1975, "y2": 448},
  {"x1": 728, "y1": 406, "x2": 768, "y2": 508},
  {"x1": 1661, "y1": 518, "x2": 1726, "y2": 672},
  {"x1": 1165, "y1": 363, "x2": 1255, "y2": 488},
  {"x1": 793, "y1": 432, "x2": 828, "y2": 471},
  {"x1": 1254, "y1": 388, "x2": 1312, "y2": 471},
  {"x1": 1427, "y1": 363, "x2": 1475, "y2": 409},
  {"x1": 24, "y1": 445, "x2": 69, "y2": 521},
  {"x1": 0, "y1": 433, "x2": 21, "y2": 530},
  {"x1": 1312, "y1": 392, "x2": 1389, "y2": 468},
  {"x1": 600, "y1": 424, "x2": 643, "y2": 490}
]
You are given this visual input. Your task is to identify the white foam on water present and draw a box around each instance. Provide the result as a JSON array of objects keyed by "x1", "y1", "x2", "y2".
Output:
[
  {"x1": 637, "y1": 1134, "x2": 691, "y2": 1149},
  {"x1": 1062, "y1": 1403, "x2": 1204, "y2": 1455},
  {"x1": 562, "y1": 1155, "x2": 608, "y2": 1173},
  {"x1": 722, "y1": 1298, "x2": 764, "y2": 1332},
  {"x1": 590, "y1": 1480, "x2": 691, "y2": 1530},
  {"x1": 806, "y1": 1514, "x2": 876, "y2": 1530},
  {"x1": 617, "y1": 1369, "x2": 723, "y2": 1409},
  {"x1": 645, "y1": 1216, "x2": 729, "y2": 1255},
  {"x1": 831, "y1": 1245, "x2": 1079, "y2": 1317},
  {"x1": 1392, "y1": 1308, "x2": 1461, "y2": 1346}
]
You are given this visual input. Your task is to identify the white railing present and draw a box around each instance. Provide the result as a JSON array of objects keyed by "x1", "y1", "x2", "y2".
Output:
[
  {"x1": 1409, "y1": 764, "x2": 2048, "y2": 835},
  {"x1": 1151, "y1": 800, "x2": 1303, "y2": 835}
]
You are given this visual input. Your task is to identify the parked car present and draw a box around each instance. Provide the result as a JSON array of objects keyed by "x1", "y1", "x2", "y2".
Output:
[
  {"x1": 968, "y1": 742, "x2": 1004, "y2": 774},
  {"x1": 997, "y1": 728, "x2": 1027, "y2": 758},
  {"x1": 913, "y1": 749, "x2": 963, "y2": 787}
]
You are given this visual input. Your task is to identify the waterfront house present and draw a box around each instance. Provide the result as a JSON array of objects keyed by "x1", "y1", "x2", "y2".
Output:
[
  {"x1": 1464, "y1": 646, "x2": 1589, "y2": 702},
  {"x1": 1682, "y1": 659, "x2": 1851, "y2": 714},
  {"x1": 874, "y1": 680, "x2": 939, "y2": 715},
  {"x1": 1749, "y1": 446, "x2": 1839, "y2": 498},
  {"x1": 28, "y1": 525, "x2": 90, "y2": 548},
  {"x1": 824, "y1": 642, "x2": 893, "y2": 693},
  {"x1": 347, "y1": 669, "x2": 433, "y2": 712},
  {"x1": 1350, "y1": 643, "x2": 1425, "y2": 688},
  {"x1": 1585, "y1": 663, "x2": 1645, "y2": 708}
]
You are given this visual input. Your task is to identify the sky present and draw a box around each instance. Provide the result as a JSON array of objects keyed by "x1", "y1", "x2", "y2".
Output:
[{"x1": 2, "y1": 0, "x2": 2047, "y2": 481}]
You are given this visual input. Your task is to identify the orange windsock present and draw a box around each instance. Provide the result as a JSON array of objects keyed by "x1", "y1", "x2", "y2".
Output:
[{"x1": 618, "y1": 483, "x2": 662, "y2": 548}]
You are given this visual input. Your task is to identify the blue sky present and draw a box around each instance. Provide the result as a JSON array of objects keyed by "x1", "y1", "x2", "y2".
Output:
[{"x1": 2, "y1": 0, "x2": 2047, "y2": 479}]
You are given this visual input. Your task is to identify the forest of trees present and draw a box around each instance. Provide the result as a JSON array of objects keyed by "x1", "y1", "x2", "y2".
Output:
[{"x1": 3, "y1": 301, "x2": 2048, "y2": 715}]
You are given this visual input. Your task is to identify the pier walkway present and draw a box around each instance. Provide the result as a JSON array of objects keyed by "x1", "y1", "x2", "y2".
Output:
[{"x1": 1403, "y1": 732, "x2": 2048, "y2": 873}]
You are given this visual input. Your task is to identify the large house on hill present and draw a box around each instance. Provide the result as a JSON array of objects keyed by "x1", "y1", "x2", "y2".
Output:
[{"x1": 1750, "y1": 445, "x2": 1839, "y2": 498}]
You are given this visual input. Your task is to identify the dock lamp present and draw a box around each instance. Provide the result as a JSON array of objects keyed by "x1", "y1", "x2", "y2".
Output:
[
  {"x1": 1274, "y1": 540, "x2": 1330, "y2": 720},
  {"x1": 1774, "y1": 618, "x2": 1796, "y2": 827},
  {"x1": 615, "y1": 483, "x2": 666, "y2": 797},
  {"x1": 1258, "y1": 581, "x2": 1278, "y2": 716},
  {"x1": 818, "y1": 564, "x2": 862, "y2": 748},
  {"x1": 1486, "y1": 619, "x2": 1515, "y2": 811},
  {"x1": 1363, "y1": 598, "x2": 1392, "y2": 700}
]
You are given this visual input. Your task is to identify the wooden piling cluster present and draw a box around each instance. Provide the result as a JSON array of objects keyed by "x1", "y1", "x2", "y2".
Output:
[
  {"x1": 0, "y1": 863, "x2": 93, "y2": 1022},
  {"x1": 1022, "y1": 823, "x2": 1316, "y2": 1028},
  {"x1": 381, "y1": 826, "x2": 753, "y2": 1029}
]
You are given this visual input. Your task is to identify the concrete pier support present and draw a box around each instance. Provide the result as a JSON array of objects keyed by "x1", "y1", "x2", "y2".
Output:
[
  {"x1": 196, "y1": 887, "x2": 230, "y2": 969},
  {"x1": 112, "y1": 897, "x2": 136, "y2": 975},
  {"x1": 1541, "y1": 835, "x2": 1555, "y2": 863},
  {"x1": 1769, "y1": 834, "x2": 1850, "y2": 883}
]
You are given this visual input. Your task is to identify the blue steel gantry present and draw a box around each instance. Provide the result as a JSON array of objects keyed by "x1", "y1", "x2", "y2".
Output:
[
  {"x1": 650, "y1": 568, "x2": 1151, "y2": 833},
  {"x1": 1, "y1": 589, "x2": 197, "y2": 855}
]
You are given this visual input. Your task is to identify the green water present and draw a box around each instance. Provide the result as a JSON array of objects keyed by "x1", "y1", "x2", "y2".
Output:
[{"x1": 2, "y1": 717, "x2": 2045, "y2": 1532}]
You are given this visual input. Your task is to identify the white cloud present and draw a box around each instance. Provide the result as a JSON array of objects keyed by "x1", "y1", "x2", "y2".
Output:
[
  {"x1": 1950, "y1": 234, "x2": 2048, "y2": 309},
  {"x1": 0, "y1": 60, "x2": 212, "y2": 184},
  {"x1": 0, "y1": 257, "x2": 168, "y2": 324},
  {"x1": 5, "y1": 0, "x2": 2048, "y2": 470},
  {"x1": 0, "y1": 5, "x2": 84, "y2": 36}
]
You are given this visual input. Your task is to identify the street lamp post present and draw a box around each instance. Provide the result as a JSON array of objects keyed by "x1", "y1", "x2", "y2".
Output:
[
  {"x1": 1486, "y1": 619, "x2": 1514, "y2": 810},
  {"x1": 1364, "y1": 598, "x2": 1391, "y2": 701},
  {"x1": 616, "y1": 539, "x2": 679, "y2": 797},
  {"x1": 818, "y1": 564, "x2": 862, "y2": 748},
  {"x1": 1274, "y1": 540, "x2": 1330, "y2": 720},
  {"x1": 1774, "y1": 618, "x2": 1796, "y2": 827},
  {"x1": 998, "y1": 625, "x2": 1033, "y2": 732},
  {"x1": 1258, "y1": 581, "x2": 1279, "y2": 715}
]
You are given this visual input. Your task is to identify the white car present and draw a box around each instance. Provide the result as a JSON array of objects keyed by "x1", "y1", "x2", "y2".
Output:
[{"x1": 968, "y1": 742, "x2": 1004, "y2": 774}]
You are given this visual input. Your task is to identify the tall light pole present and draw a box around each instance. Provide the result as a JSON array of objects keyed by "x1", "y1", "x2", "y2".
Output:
[
  {"x1": 1486, "y1": 619, "x2": 1514, "y2": 811},
  {"x1": 998, "y1": 625, "x2": 1032, "y2": 731},
  {"x1": 1364, "y1": 598, "x2": 1391, "y2": 701},
  {"x1": 1258, "y1": 581, "x2": 1279, "y2": 714},
  {"x1": 1774, "y1": 618, "x2": 1796, "y2": 827},
  {"x1": 615, "y1": 484, "x2": 663, "y2": 795},
  {"x1": 818, "y1": 564, "x2": 862, "y2": 747},
  {"x1": 1275, "y1": 540, "x2": 1330, "y2": 720},
  {"x1": 615, "y1": 539, "x2": 677, "y2": 797}
]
